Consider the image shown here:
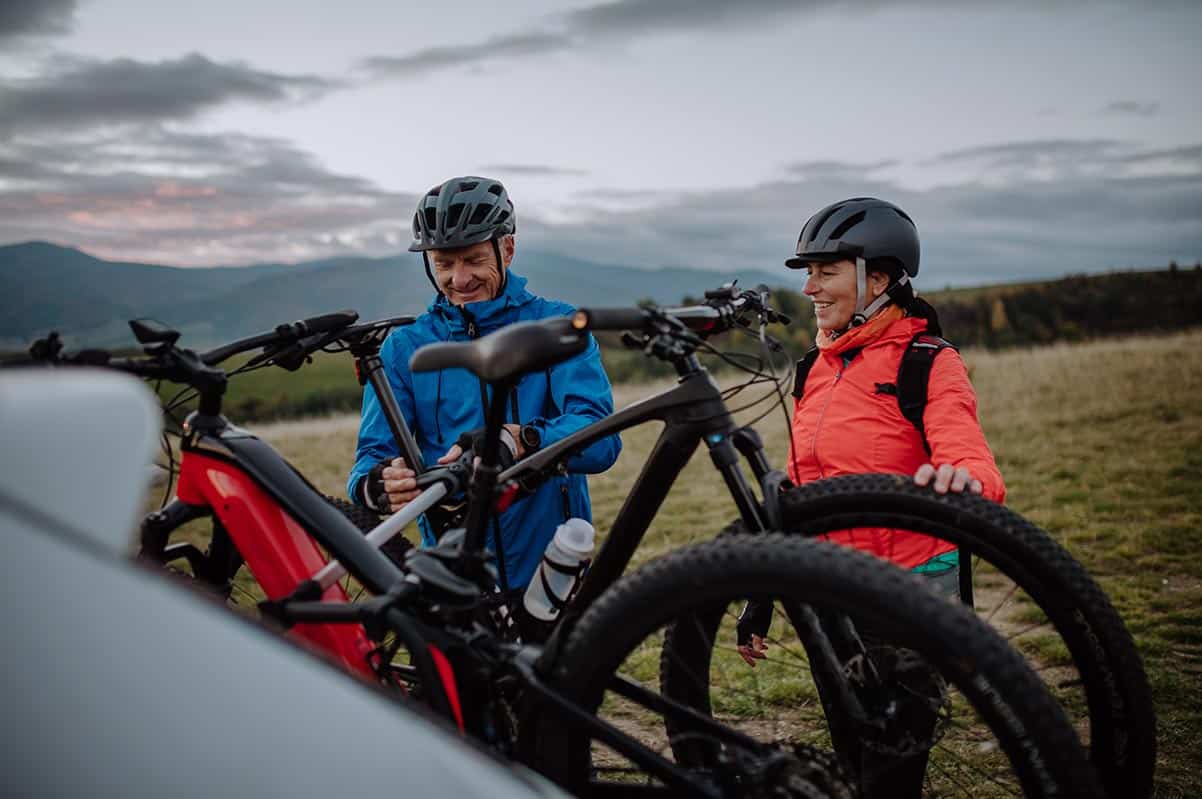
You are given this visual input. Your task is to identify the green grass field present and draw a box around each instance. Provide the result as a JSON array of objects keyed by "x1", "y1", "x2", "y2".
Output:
[{"x1": 151, "y1": 328, "x2": 1202, "y2": 795}]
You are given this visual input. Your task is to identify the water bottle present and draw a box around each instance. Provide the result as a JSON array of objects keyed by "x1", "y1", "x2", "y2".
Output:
[{"x1": 523, "y1": 518, "x2": 595, "y2": 621}]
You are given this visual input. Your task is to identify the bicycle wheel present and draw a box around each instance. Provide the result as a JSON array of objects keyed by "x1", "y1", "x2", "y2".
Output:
[
  {"x1": 662, "y1": 474, "x2": 1152, "y2": 798},
  {"x1": 535, "y1": 534, "x2": 1102, "y2": 798}
]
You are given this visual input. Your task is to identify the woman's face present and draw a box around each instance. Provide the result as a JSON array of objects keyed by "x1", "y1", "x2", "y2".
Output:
[{"x1": 801, "y1": 259, "x2": 889, "y2": 331}]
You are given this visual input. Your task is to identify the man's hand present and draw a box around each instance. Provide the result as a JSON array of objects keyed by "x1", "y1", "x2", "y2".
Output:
[
  {"x1": 914, "y1": 463, "x2": 983, "y2": 495},
  {"x1": 737, "y1": 634, "x2": 770, "y2": 668},
  {"x1": 378, "y1": 458, "x2": 420, "y2": 512}
]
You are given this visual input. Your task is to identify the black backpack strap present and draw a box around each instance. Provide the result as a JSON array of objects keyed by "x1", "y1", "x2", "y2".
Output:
[
  {"x1": 897, "y1": 333, "x2": 957, "y2": 453},
  {"x1": 792, "y1": 347, "x2": 820, "y2": 400}
]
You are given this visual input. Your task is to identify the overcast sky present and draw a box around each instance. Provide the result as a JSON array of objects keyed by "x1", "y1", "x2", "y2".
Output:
[{"x1": 1, "y1": 0, "x2": 1200, "y2": 286}]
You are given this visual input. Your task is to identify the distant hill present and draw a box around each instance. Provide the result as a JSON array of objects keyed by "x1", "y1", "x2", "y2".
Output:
[{"x1": 0, "y1": 241, "x2": 782, "y2": 349}]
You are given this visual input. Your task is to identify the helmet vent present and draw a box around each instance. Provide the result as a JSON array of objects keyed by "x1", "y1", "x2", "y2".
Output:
[
  {"x1": 829, "y1": 211, "x2": 866, "y2": 240},
  {"x1": 468, "y1": 203, "x2": 492, "y2": 226},
  {"x1": 458, "y1": 180, "x2": 479, "y2": 192},
  {"x1": 486, "y1": 183, "x2": 504, "y2": 196},
  {"x1": 808, "y1": 205, "x2": 843, "y2": 242},
  {"x1": 445, "y1": 203, "x2": 465, "y2": 228},
  {"x1": 422, "y1": 207, "x2": 437, "y2": 230},
  {"x1": 495, "y1": 210, "x2": 510, "y2": 224}
]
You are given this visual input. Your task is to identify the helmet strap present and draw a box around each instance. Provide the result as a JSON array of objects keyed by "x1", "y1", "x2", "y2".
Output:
[
  {"x1": 850, "y1": 260, "x2": 909, "y2": 327},
  {"x1": 422, "y1": 252, "x2": 443, "y2": 296},
  {"x1": 849, "y1": 257, "x2": 872, "y2": 327},
  {"x1": 492, "y1": 238, "x2": 508, "y2": 298}
]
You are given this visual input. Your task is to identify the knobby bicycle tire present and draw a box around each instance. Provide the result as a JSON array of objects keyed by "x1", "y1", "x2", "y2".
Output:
[
  {"x1": 662, "y1": 474, "x2": 1152, "y2": 799},
  {"x1": 536, "y1": 534, "x2": 1102, "y2": 799}
]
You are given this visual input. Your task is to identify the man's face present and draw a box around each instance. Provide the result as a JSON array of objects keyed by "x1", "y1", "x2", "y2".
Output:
[{"x1": 430, "y1": 237, "x2": 514, "y2": 305}]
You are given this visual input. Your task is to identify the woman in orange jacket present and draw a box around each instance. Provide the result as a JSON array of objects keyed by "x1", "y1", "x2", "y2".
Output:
[{"x1": 740, "y1": 197, "x2": 1005, "y2": 663}]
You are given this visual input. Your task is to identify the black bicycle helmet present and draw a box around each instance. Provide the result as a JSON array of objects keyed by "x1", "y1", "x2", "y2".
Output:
[
  {"x1": 409, "y1": 176, "x2": 516, "y2": 253},
  {"x1": 784, "y1": 197, "x2": 919, "y2": 279}
]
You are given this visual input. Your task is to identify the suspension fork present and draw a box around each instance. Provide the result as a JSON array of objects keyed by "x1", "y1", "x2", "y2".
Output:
[
  {"x1": 786, "y1": 602, "x2": 876, "y2": 776},
  {"x1": 706, "y1": 432, "x2": 767, "y2": 532},
  {"x1": 730, "y1": 425, "x2": 789, "y2": 531}
]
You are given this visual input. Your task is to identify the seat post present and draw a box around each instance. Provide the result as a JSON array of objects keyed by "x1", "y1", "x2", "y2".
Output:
[{"x1": 462, "y1": 379, "x2": 517, "y2": 562}]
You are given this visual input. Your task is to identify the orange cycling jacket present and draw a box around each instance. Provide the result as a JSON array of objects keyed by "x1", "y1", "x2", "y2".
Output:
[{"x1": 788, "y1": 313, "x2": 1005, "y2": 569}]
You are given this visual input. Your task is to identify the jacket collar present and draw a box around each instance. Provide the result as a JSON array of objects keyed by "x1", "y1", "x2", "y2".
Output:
[
  {"x1": 821, "y1": 313, "x2": 928, "y2": 359},
  {"x1": 430, "y1": 271, "x2": 535, "y2": 334}
]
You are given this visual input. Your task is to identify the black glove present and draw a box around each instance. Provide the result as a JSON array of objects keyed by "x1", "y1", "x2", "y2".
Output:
[
  {"x1": 359, "y1": 459, "x2": 391, "y2": 512},
  {"x1": 736, "y1": 599, "x2": 774, "y2": 646},
  {"x1": 455, "y1": 426, "x2": 518, "y2": 470}
]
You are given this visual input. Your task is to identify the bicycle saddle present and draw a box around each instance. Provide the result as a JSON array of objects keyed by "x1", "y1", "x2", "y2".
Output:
[{"x1": 409, "y1": 317, "x2": 588, "y2": 383}]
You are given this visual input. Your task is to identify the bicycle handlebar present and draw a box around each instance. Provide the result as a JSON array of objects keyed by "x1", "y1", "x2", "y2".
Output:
[
  {"x1": 201, "y1": 309, "x2": 359, "y2": 365},
  {"x1": 575, "y1": 284, "x2": 788, "y2": 335},
  {"x1": 573, "y1": 307, "x2": 650, "y2": 331}
]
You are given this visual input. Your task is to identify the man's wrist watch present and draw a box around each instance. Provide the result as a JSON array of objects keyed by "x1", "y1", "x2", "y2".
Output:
[{"x1": 519, "y1": 423, "x2": 542, "y2": 453}]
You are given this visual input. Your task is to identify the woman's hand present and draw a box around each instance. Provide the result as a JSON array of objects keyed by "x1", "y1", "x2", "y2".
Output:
[
  {"x1": 737, "y1": 635, "x2": 770, "y2": 667},
  {"x1": 914, "y1": 463, "x2": 983, "y2": 495}
]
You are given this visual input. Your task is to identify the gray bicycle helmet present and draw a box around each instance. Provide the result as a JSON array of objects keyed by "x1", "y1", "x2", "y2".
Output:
[
  {"x1": 785, "y1": 198, "x2": 921, "y2": 328},
  {"x1": 784, "y1": 197, "x2": 919, "y2": 279},
  {"x1": 409, "y1": 176, "x2": 516, "y2": 253}
]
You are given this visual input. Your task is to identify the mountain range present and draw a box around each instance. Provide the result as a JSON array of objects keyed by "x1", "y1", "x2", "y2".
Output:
[{"x1": 0, "y1": 242, "x2": 784, "y2": 349}]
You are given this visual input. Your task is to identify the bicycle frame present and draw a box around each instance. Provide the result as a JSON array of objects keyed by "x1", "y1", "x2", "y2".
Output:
[
  {"x1": 157, "y1": 424, "x2": 383, "y2": 677},
  {"x1": 486, "y1": 356, "x2": 775, "y2": 615}
]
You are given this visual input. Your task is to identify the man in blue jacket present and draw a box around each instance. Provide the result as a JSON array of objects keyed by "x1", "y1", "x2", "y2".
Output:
[{"x1": 348, "y1": 176, "x2": 621, "y2": 591}]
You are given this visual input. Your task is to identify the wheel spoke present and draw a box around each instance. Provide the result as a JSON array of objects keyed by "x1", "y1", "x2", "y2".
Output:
[{"x1": 981, "y1": 580, "x2": 1021, "y2": 624}]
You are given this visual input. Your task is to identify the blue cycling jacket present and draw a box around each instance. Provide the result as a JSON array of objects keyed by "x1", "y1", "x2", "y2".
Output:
[{"x1": 347, "y1": 272, "x2": 621, "y2": 589}]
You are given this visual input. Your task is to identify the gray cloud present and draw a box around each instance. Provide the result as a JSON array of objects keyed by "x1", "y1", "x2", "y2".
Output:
[
  {"x1": 1116, "y1": 144, "x2": 1202, "y2": 168},
  {"x1": 519, "y1": 140, "x2": 1202, "y2": 285},
  {"x1": 0, "y1": 0, "x2": 76, "y2": 40},
  {"x1": 360, "y1": 0, "x2": 824, "y2": 80},
  {"x1": 360, "y1": 32, "x2": 572, "y2": 78},
  {"x1": 0, "y1": 124, "x2": 414, "y2": 265},
  {"x1": 563, "y1": 0, "x2": 815, "y2": 35},
  {"x1": 0, "y1": 53, "x2": 340, "y2": 134},
  {"x1": 3, "y1": 134, "x2": 1199, "y2": 282},
  {"x1": 359, "y1": 0, "x2": 1197, "y2": 82},
  {"x1": 924, "y1": 139, "x2": 1202, "y2": 185},
  {"x1": 477, "y1": 164, "x2": 590, "y2": 177},
  {"x1": 929, "y1": 139, "x2": 1127, "y2": 167},
  {"x1": 785, "y1": 159, "x2": 899, "y2": 178},
  {"x1": 1100, "y1": 100, "x2": 1161, "y2": 117}
]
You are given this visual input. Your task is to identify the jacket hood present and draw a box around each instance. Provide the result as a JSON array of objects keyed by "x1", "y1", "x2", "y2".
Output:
[{"x1": 429, "y1": 271, "x2": 536, "y2": 334}]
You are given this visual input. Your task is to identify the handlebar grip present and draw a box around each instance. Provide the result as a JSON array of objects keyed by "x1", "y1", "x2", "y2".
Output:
[
  {"x1": 278, "y1": 309, "x2": 359, "y2": 338},
  {"x1": 72, "y1": 349, "x2": 114, "y2": 366},
  {"x1": 574, "y1": 307, "x2": 649, "y2": 331}
]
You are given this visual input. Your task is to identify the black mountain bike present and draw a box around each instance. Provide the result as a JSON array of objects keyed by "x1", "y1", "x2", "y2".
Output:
[
  {"x1": 16, "y1": 312, "x2": 1102, "y2": 798},
  {"x1": 345, "y1": 285, "x2": 1148, "y2": 797},
  {"x1": 107, "y1": 285, "x2": 1147, "y2": 796}
]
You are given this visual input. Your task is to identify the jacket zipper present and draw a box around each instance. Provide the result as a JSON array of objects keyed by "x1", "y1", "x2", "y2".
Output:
[
  {"x1": 463, "y1": 316, "x2": 490, "y2": 413},
  {"x1": 811, "y1": 365, "x2": 842, "y2": 479}
]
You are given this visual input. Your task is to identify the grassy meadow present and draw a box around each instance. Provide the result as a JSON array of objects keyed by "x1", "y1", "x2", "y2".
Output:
[{"x1": 154, "y1": 328, "x2": 1202, "y2": 796}]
